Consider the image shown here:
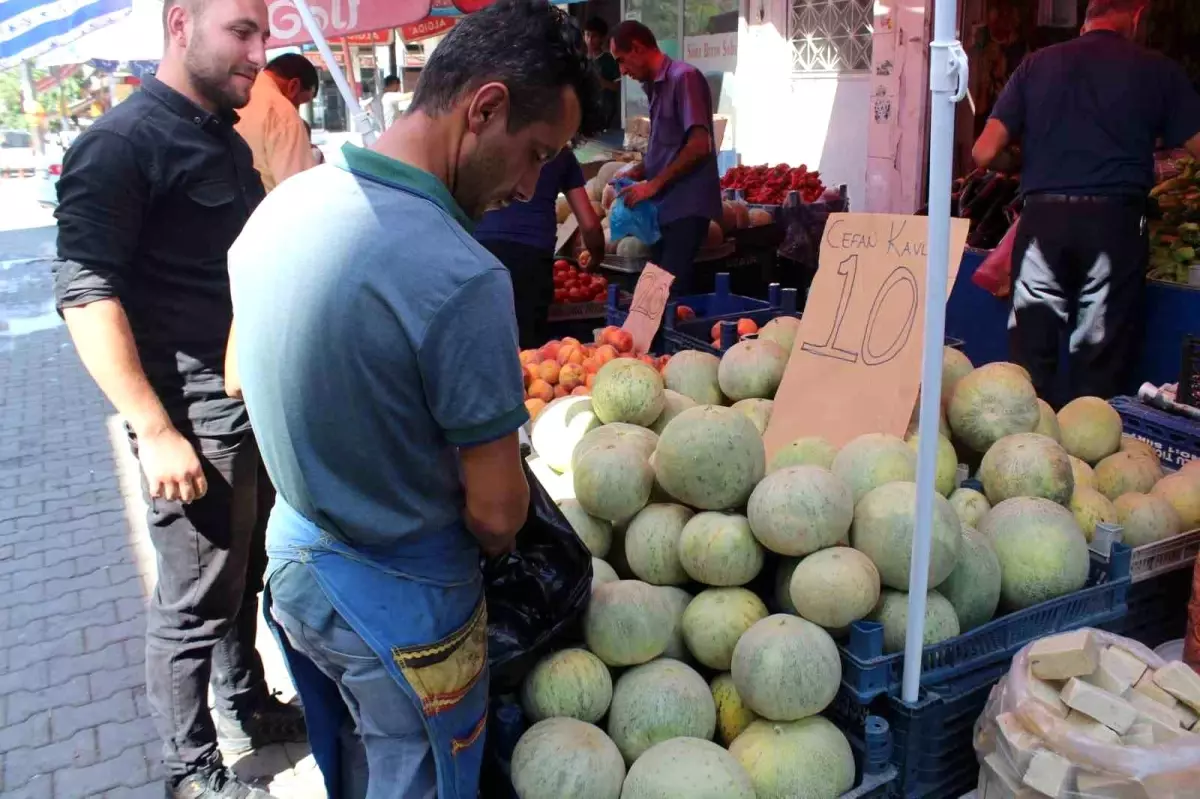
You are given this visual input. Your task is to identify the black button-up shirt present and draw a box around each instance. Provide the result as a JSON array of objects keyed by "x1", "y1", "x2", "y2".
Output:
[{"x1": 53, "y1": 75, "x2": 266, "y2": 438}]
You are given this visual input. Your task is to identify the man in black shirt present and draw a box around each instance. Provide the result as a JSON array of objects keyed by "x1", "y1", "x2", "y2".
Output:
[
  {"x1": 973, "y1": 0, "x2": 1200, "y2": 404},
  {"x1": 53, "y1": 0, "x2": 305, "y2": 795},
  {"x1": 585, "y1": 17, "x2": 621, "y2": 130}
]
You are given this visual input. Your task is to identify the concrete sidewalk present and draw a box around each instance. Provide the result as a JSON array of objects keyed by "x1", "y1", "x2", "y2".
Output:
[{"x1": 0, "y1": 256, "x2": 323, "y2": 798}]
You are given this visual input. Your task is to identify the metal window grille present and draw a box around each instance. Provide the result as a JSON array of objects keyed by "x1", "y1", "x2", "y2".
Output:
[{"x1": 789, "y1": 0, "x2": 874, "y2": 74}]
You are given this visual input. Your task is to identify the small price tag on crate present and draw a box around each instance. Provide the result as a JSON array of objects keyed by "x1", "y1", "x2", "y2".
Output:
[{"x1": 622, "y1": 263, "x2": 674, "y2": 355}]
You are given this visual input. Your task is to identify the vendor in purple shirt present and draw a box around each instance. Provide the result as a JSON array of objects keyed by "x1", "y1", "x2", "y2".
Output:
[{"x1": 610, "y1": 20, "x2": 722, "y2": 294}]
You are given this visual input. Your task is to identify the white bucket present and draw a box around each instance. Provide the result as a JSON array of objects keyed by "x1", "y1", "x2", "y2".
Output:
[{"x1": 1155, "y1": 638, "x2": 1185, "y2": 662}]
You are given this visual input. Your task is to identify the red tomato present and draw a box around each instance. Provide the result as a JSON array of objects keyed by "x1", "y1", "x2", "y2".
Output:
[
  {"x1": 567, "y1": 287, "x2": 585, "y2": 302},
  {"x1": 676, "y1": 305, "x2": 696, "y2": 322},
  {"x1": 554, "y1": 259, "x2": 571, "y2": 271},
  {"x1": 593, "y1": 291, "x2": 607, "y2": 302},
  {"x1": 553, "y1": 272, "x2": 568, "y2": 287},
  {"x1": 554, "y1": 289, "x2": 568, "y2": 303}
]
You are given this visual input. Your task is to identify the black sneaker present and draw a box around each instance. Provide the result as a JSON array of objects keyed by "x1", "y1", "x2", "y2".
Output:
[
  {"x1": 167, "y1": 766, "x2": 277, "y2": 798},
  {"x1": 216, "y1": 694, "x2": 308, "y2": 755}
]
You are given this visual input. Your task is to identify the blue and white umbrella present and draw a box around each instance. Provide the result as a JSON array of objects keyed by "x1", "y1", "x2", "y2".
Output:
[{"x1": 1, "y1": 0, "x2": 133, "y2": 71}]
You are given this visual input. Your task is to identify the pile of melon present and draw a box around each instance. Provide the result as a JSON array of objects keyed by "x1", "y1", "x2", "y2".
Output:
[{"x1": 516, "y1": 332, "x2": 1200, "y2": 798}]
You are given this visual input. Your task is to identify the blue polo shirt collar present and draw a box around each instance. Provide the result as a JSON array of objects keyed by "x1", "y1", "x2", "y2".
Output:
[{"x1": 335, "y1": 143, "x2": 474, "y2": 231}]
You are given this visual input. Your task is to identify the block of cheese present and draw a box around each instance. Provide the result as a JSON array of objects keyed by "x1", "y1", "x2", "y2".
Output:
[
  {"x1": 1064, "y1": 711, "x2": 1121, "y2": 744},
  {"x1": 1171, "y1": 700, "x2": 1198, "y2": 730},
  {"x1": 1029, "y1": 630, "x2": 1100, "y2": 681},
  {"x1": 1121, "y1": 722, "x2": 1155, "y2": 747},
  {"x1": 1089, "y1": 646, "x2": 1146, "y2": 696},
  {"x1": 996, "y1": 712, "x2": 1043, "y2": 773},
  {"x1": 1076, "y1": 772, "x2": 1151, "y2": 799},
  {"x1": 1061, "y1": 678, "x2": 1139, "y2": 734},
  {"x1": 1127, "y1": 695, "x2": 1185, "y2": 743},
  {"x1": 1151, "y1": 662, "x2": 1200, "y2": 712},
  {"x1": 1022, "y1": 749, "x2": 1073, "y2": 798},
  {"x1": 1131, "y1": 670, "x2": 1178, "y2": 708},
  {"x1": 1026, "y1": 673, "x2": 1069, "y2": 718}
]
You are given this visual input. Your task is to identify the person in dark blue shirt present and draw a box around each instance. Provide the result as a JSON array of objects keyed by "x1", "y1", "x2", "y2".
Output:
[
  {"x1": 475, "y1": 147, "x2": 605, "y2": 346},
  {"x1": 973, "y1": 0, "x2": 1200, "y2": 404}
]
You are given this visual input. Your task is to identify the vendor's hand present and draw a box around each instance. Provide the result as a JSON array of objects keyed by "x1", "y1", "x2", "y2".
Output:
[
  {"x1": 139, "y1": 425, "x2": 207, "y2": 503},
  {"x1": 620, "y1": 179, "x2": 659, "y2": 208}
]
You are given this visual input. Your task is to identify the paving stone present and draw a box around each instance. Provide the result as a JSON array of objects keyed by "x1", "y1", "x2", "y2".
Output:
[
  {"x1": 83, "y1": 617, "x2": 144, "y2": 652},
  {"x1": 7, "y1": 629, "x2": 84, "y2": 671},
  {"x1": 0, "y1": 710, "x2": 52, "y2": 753},
  {"x1": 48, "y1": 641, "x2": 124, "y2": 685},
  {"x1": 6, "y1": 774, "x2": 53, "y2": 799},
  {"x1": 5, "y1": 675, "x2": 90, "y2": 726},
  {"x1": 96, "y1": 717, "x2": 158, "y2": 760},
  {"x1": 51, "y1": 691, "x2": 137, "y2": 742},
  {"x1": 53, "y1": 742, "x2": 150, "y2": 799},
  {"x1": 89, "y1": 665, "x2": 144, "y2": 702}
]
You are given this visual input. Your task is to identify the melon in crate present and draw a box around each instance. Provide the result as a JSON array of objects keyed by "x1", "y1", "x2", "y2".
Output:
[
  {"x1": 949, "y1": 487, "x2": 991, "y2": 529},
  {"x1": 850, "y1": 481, "x2": 962, "y2": 591},
  {"x1": 711, "y1": 673, "x2": 758, "y2": 746},
  {"x1": 717, "y1": 339, "x2": 789, "y2": 401},
  {"x1": 584, "y1": 580, "x2": 674, "y2": 666},
  {"x1": 659, "y1": 585, "x2": 694, "y2": 662},
  {"x1": 654, "y1": 406, "x2": 765, "y2": 511},
  {"x1": 623, "y1": 503, "x2": 694, "y2": 586},
  {"x1": 590, "y1": 358, "x2": 665, "y2": 427},
  {"x1": 1057, "y1": 396, "x2": 1122, "y2": 464},
  {"x1": 979, "y1": 497, "x2": 1089, "y2": 610},
  {"x1": 767, "y1": 436, "x2": 839, "y2": 472},
  {"x1": 729, "y1": 716, "x2": 856, "y2": 799},
  {"x1": 746, "y1": 466, "x2": 854, "y2": 556},
  {"x1": 592, "y1": 558, "x2": 619, "y2": 590},
  {"x1": 978, "y1": 432, "x2": 1075, "y2": 506},
  {"x1": 730, "y1": 614, "x2": 840, "y2": 721},
  {"x1": 573, "y1": 443, "x2": 654, "y2": 523},
  {"x1": 521, "y1": 648, "x2": 613, "y2": 724},
  {"x1": 1068, "y1": 487, "x2": 1117, "y2": 542},
  {"x1": 511, "y1": 717, "x2": 625, "y2": 799},
  {"x1": 1114, "y1": 493, "x2": 1183, "y2": 547},
  {"x1": 606, "y1": 659, "x2": 717, "y2": 764},
  {"x1": 681, "y1": 588, "x2": 769, "y2": 671},
  {"x1": 678, "y1": 512, "x2": 765, "y2": 587},
  {"x1": 1094, "y1": 450, "x2": 1163, "y2": 501},
  {"x1": 905, "y1": 432, "x2": 959, "y2": 497},
  {"x1": 731, "y1": 398, "x2": 773, "y2": 436},
  {"x1": 620, "y1": 737, "x2": 754, "y2": 799},
  {"x1": 1151, "y1": 471, "x2": 1200, "y2": 529},
  {"x1": 936, "y1": 526, "x2": 1002, "y2": 633},
  {"x1": 663, "y1": 350, "x2": 725, "y2": 406},
  {"x1": 867, "y1": 589, "x2": 961, "y2": 653},
  {"x1": 831, "y1": 432, "x2": 917, "y2": 504},
  {"x1": 558, "y1": 498, "x2": 613, "y2": 558},
  {"x1": 572, "y1": 423, "x2": 658, "y2": 471},
  {"x1": 650, "y1": 389, "x2": 698, "y2": 434},
  {"x1": 788, "y1": 547, "x2": 881, "y2": 631},
  {"x1": 704, "y1": 220, "x2": 725, "y2": 249},
  {"x1": 948, "y1": 362, "x2": 1040, "y2": 453},
  {"x1": 758, "y1": 315, "x2": 802, "y2": 354}
]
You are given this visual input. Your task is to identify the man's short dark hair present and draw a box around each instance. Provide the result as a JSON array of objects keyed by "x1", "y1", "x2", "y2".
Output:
[
  {"x1": 611, "y1": 20, "x2": 657, "y2": 52},
  {"x1": 384, "y1": 74, "x2": 401, "y2": 90},
  {"x1": 410, "y1": 0, "x2": 602, "y2": 137},
  {"x1": 265, "y1": 53, "x2": 319, "y2": 93},
  {"x1": 585, "y1": 17, "x2": 609, "y2": 37},
  {"x1": 1085, "y1": 0, "x2": 1147, "y2": 19}
]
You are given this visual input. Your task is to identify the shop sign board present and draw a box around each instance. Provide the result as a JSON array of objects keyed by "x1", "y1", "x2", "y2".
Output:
[
  {"x1": 764, "y1": 214, "x2": 969, "y2": 457},
  {"x1": 267, "y1": 0, "x2": 429, "y2": 47},
  {"x1": 401, "y1": 16, "x2": 456, "y2": 42},
  {"x1": 683, "y1": 32, "x2": 737, "y2": 74}
]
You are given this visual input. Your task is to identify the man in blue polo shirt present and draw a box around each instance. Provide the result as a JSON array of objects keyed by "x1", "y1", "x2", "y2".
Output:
[
  {"x1": 226, "y1": 1, "x2": 600, "y2": 795},
  {"x1": 973, "y1": 0, "x2": 1200, "y2": 404},
  {"x1": 610, "y1": 20, "x2": 722, "y2": 294}
]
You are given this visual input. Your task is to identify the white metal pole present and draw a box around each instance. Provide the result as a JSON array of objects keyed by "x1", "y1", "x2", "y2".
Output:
[
  {"x1": 901, "y1": 1, "x2": 969, "y2": 706},
  {"x1": 288, "y1": 0, "x2": 378, "y2": 144}
]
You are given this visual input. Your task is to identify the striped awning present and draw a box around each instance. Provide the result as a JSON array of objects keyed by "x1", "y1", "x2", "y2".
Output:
[{"x1": 1, "y1": 0, "x2": 132, "y2": 70}]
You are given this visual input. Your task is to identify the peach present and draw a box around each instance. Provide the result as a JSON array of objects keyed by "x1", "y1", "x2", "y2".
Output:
[
  {"x1": 559, "y1": 363, "x2": 586, "y2": 391},
  {"x1": 527, "y1": 380, "x2": 554, "y2": 403},
  {"x1": 538, "y1": 340, "x2": 562, "y2": 361},
  {"x1": 594, "y1": 344, "x2": 618, "y2": 364},
  {"x1": 518, "y1": 349, "x2": 541, "y2": 366},
  {"x1": 557, "y1": 344, "x2": 585, "y2": 366},
  {"x1": 581, "y1": 356, "x2": 602, "y2": 374},
  {"x1": 523, "y1": 363, "x2": 540, "y2": 386},
  {"x1": 638, "y1": 355, "x2": 656, "y2": 367},
  {"x1": 537, "y1": 360, "x2": 561, "y2": 385},
  {"x1": 571, "y1": 386, "x2": 590, "y2": 396},
  {"x1": 585, "y1": 373, "x2": 597, "y2": 389},
  {"x1": 560, "y1": 337, "x2": 582, "y2": 348},
  {"x1": 610, "y1": 329, "x2": 634, "y2": 353},
  {"x1": 524, "y1": 398, "x2": 548, "y2": 420},
  {"x1": 553, "y1": 384, "x2": 569, "y2": 399},
  {"x1": 737, "y1": 318, "x2": 759, "y2": 336}
]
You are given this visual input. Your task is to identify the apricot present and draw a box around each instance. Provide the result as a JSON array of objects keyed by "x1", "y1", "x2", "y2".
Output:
[
  {"x1": 582, "y1": 356, "x2": 602, "y2": 374},
  {"x1": 524, "y1": 398, "x2": 548, "y2": 420},
  {"x1": 527, "y1": 380, "x2": 553, "y2": 403},
  {"x1": 537, "y1": 360, "x2": 560, "y2": 385},
  {"x1": 571, "y1": 386, "x2": 590, "y2": 396},
  {"x1": 538, "y1": 340, "x2": 562, "y2": 361},
  {"x1": 518, "y1": 349, "x2": 541, "y2": 366},
  {"x1": 594, "y1": 344, "x2": 618, "y2": 363},
  {"x1": 557, "y1": 344, "x2": 585, "y2": 366},
  {"x1": 553, "y1": 384, "x2": 569, "y2": 399},
  {"x1": 559, "y1": 363, "x2": 586, "y2": 391},
  {"x1": 523, "y1": 363, "x2": 540, "y2": 386},
  {"x1": 737, "y1": 318, "x2": 759, "y2": 336}
]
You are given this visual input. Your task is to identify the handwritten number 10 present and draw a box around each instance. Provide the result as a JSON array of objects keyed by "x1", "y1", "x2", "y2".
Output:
[{"x1": 801, "y1": 255, "x2": 919, "y2": 366}]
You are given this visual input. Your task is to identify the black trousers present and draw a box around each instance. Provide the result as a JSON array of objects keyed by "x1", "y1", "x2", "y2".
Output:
[
  {"x1": 651, "y1": 216, "x2": 709, "y2": 296},
  {"x1": 135, "y1": 430, "x2": 273, "y2": 777},
  {"x1": 481, "y1": 239, "x2": 553, "y2": 349},
  {"x1": 1009, "y1": 196, "x2": 1147, "y2": 406}
]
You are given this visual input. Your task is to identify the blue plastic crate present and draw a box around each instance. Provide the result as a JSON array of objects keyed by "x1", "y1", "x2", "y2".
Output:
[
  {"x1": 829, "y1": 663, "x2": 1006, "y2": 799},
  {"x1": 1100, "y1": 565, "x2": 1192, "y2": 650},
  {"x1": 839, "y1": 544, "x2": 1132, "y2": 704},
  {"x1": 1110, "y1": 395, "x2": 1200, "y2": 470}
]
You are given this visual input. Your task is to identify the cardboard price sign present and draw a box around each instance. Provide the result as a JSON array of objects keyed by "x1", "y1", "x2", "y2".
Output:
[
  {"x1": 763, "y1": 214, "x2": 970, "y2": 458},
  {"x1": 622, "y1": 263, "x2": 675, "y2": 354}
]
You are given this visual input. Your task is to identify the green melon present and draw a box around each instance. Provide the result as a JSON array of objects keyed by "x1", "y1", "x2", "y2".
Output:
[
  {"x1": 907, "y1": 393, "x2": 953, "y2": 440},
  {"x1": 511, "y1": 718, "x2": 625, "y2": 799},
  {"x1": 659, "y1": 586, "x2": 694, "y2": 662},
  {"x1": 990, "y1": 361, "x2": 1033, "y2": 382},
  {"x1": 620, "y1": 737, "x2": 755, "y2": 799},
  {"x1": 1094, "y1": 451, "x2": 1164, "y2": 501},
  {"x1": 979, "y1": 497, "x2": 1090, "y2": 610},
  {"x1": 1070, "y1": 456, "x2": 1096, "y2": 491},
  {"x1": 1151, "y1": 472, "x2": 1200, "y2": 529},
  {"x1": 773, "y1": 557, "x2": 802, "y2": 614},
  {"x1": 681, "y1": 588, "x2": 770, "y2": 670},
  {"x1": 767, "y1": 436, "x2": 839, "y2": 473},
  {"x1": 746, "y1": 465, "x2": 854, "y2": 556},
  {"x1": 942, "y1": 347, "x2": 975, "y2": 407},
  {"x1": 591, "y1": 359, "x2": 666, "y2": 427},
  {"x1": 663, "y1": 350, "x2": 725, "y2": 406},
  {"x1": 574, "y1": 443, "x2": 655, "y2": 523},
  {"x1": 584, "y1": 580, "x2": 674, "y2": 666},
  {"x1": 1069, "y1": 488, "x2": 1118, "y2": 542},
  {"x1": 532, "y1": 395, "x2": 601, "y2": 473},
  {"x1": 606, "y1": 659, "x2": 717, "y2": 764},
  {"x1": 711, "y1": 673, "x2": 758, "y2": 746},
  {"x1": 949, "y1": 487, "x2": 991, "y2": 529},
  {"x1": 624, "y1": 503, "x2": 694, "y2": 586},
  {"x1": 654, "y1": 405, "x2": 765, "y2": 510},
  {"x1": 650, "y1": 389, "x2": 699, "y2": 435},
  {"x1": 592, "y1": 558, "x2": 620, "y2": 590},
  {"x1": 559, "y1": 498, "x2": 613, "y2": 557},
  {"x1": 730, "y1": 717, "x2": 856, "y2": 799},
  {"x1": 678, "y1": 512, "x2": 765, "y2": 587},
  {"x1": 937, "y1": 527, "x2": 1001, "y2": 632},
  {"x1": 1034, "y1": 399, "x2": 1062, "y2": 443},
  {"x1": 717, "y1": 339, "x2": 790, "y2": 401},
  {"x1": 868, "y1": 589, "x2": 961, "y2": 653},
  {"x1": 1120, "y1": 435, "x2": 1160, "y2": 462},
  {"x1": 758, "y1": 316, "x2": 803, "y2": 353},
  {"x1": 573, "y1": 423, "x2": 659, "y2": 471},
  {"x1": 788, "y1": 547, "x2": 881, "y2": 630},
  {"x1": 521, "y1": 648, "x2": 613, "y2": 724},
  {"x1": 831, "y1": 433, "x2": 918, "y2": 504},
  {"x1": 1057, "y1": 397, "x2": 1122, "y2": 465},
  {"x1": 731, "y1": 398, "x2": 773, "y2": 435},
  {"x1": 948, "y1": 363, "x2": 1040, "y2": 453},
  {"x1": 850, "y1": 481, "x2": 962, "y2": 591},
  {"x1": 1114, "y1": 493, "x2": 1183, "y2": 547},
  {"x1": 979, "y1": 432, "x2": 1075, "y2": 506},
  {"x1": 731, "y1": 615, "x2": 840, "y2": 721},
  {"x1": 905, "y1": 432, "x2": 959, "y2": 497}
]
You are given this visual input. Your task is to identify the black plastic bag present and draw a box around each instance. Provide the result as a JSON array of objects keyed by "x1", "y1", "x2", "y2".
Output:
[{"x1": 482, "y1": 460, "x2": 592, "y2": 694}]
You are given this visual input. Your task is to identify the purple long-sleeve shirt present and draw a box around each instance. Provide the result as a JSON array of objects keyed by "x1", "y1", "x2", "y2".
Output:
[{"x1": 643, "y1": 56, "x2": 723, "y2": 225}]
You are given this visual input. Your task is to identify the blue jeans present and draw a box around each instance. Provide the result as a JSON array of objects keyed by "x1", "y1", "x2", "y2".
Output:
[{"x1": 269, "y1": 562, "x2": 437, "y2": 799}]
